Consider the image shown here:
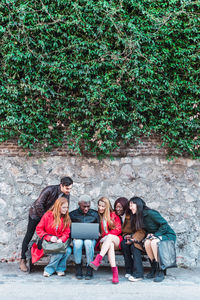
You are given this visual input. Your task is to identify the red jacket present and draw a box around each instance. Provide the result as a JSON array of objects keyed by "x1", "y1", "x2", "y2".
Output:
[
  {"x1": 32, "y1": 211, "x2": 70, "y2": 263},
  {"x1": 96, "y1": 212, "x2": 122, "y2": 250},
  {"x1": 36, "y1": 211, "x2": 70, "y2": 242},
  {"x1": 100, "y1": 211, "x2": 122, "y2": 238}
]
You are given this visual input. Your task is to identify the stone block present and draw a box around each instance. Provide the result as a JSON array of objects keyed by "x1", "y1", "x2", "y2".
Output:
[
  {"x1": 80, "y1": 165, "x2": 95, "y2": 178},
  {"x1": 120, "y1": 164, "x2": 133, "y2": 177}
]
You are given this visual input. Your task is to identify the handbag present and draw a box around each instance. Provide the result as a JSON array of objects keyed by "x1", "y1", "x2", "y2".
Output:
[
  {"x1": 42, "y1": 238, "x2": 71, "y2": 254},
  {"x1": 37, "y1": 234, "x2": 71, "y2": 254},
  {"x1": 158, "y1": 239, "x2": 177, "y2": 270}
]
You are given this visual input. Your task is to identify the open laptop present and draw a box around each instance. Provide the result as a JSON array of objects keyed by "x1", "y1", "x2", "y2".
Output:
[{"x1": 71, "y1": 223, "x2": 99, "y2": 240}]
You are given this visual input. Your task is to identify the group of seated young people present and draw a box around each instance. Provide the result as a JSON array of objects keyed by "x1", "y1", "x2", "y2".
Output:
[
  {"x1": 34, "y1": 196, "x2": 176, "y2": 284},
  {"x1": 19, "y1": 177, "x2": 176, "y2": 284}
]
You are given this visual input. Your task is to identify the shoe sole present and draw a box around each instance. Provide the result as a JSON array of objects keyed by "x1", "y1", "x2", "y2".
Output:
[
  {"x1": 89, "y1": 263, "x2": 98, "y2": 271},
  {"x1": 153, "y1": 278, "x2": 164, "y2": 283},
  {"x1": 128, "y1": 278, "x2": 143, "y2": 282}
]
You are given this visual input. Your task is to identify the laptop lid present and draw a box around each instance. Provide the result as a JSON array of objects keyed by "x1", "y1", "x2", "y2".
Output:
[{"x1": 71, "y1": 223, "x2": 99, "y2": 240}]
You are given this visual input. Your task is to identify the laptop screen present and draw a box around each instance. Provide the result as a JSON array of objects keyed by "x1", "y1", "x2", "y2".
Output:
[{"x1": 71, "y1": 223, "x2": 99, "y2": 240}]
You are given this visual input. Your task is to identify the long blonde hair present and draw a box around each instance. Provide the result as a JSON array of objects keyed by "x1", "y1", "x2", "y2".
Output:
[
  {"x1": 49, "y1": 197, "x2": 71, "y2": 230},
  {"x1": 98, "y1": 197, "x2": 115, "y2": 230}
]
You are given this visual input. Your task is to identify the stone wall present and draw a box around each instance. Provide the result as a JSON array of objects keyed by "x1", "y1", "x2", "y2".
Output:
[{"x1": 0, "y1": 155, "x2": 200, "y2": 267}]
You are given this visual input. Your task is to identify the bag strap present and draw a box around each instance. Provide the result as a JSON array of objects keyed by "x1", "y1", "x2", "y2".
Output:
[
  {"x1": 37, "y1": 234, "x2": 53, "y2": 250},
  {"x1": 41, "y1": 233, "x2": 52, "y2": 242}
]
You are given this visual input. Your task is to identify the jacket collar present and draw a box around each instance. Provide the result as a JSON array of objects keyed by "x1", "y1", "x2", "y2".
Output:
[
  {"x1": 77, "y1": 207, "x2": 91, "y2": 215},
  {"x1": 143, "y1": 209, "x2": 149, "y2": 217}
]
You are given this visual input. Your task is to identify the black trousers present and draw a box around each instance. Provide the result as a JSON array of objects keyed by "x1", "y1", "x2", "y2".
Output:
[
  {"x1": 121, "y1": 239, "x2": 144, "y2": 278},
  {"x1": 21, "y1": 215, "x2": 40, "y2": 259}
]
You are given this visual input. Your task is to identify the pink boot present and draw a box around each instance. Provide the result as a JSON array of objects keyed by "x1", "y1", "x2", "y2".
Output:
[
  {"x1": 89, "y1": 254, "x2": 103, "y2": 270},
  {"x1": 112, "y1": 266, "x2": 119, "y2": 284}
]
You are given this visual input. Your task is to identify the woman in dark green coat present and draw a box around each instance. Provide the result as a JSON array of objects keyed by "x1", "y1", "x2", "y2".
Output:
[{"x1": 129, "y1": 197, "x2": 176, "y2": 283}]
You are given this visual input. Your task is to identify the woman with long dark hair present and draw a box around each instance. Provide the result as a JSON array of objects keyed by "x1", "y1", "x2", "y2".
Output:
[
  {"x1": 36, "y1": 197, "x2": 72, "y2": 277},
  {"x1": 127, "y1": 197, "x2": 176, "y2": 282},
  {"x1": 90, "y1": 197, "x2": 122, "y2": 284},
  {"x1": 120, "y1": 197, "x2": 146, "y2": 281}
]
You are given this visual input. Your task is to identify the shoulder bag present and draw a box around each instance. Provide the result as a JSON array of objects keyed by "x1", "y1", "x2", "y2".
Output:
[{"x1": 158, "y1": 239, "x2": 177, "y2": 270}]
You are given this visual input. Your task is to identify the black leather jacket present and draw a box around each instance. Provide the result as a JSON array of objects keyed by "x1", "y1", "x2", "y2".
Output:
[
  {"x1": 70, "y1": 208, "x2": 99, "y2": 224},
  {"x1": 29, "y1": 184, "x2": 70, "y2": 220}
]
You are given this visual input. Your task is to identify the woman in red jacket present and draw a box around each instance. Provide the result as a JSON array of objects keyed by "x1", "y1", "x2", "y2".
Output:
[
  {"x1": 36, "y1": 197, "x2": 72, "y2": 277},
  {"x1": 90, "y1": 197, "x2": 122, "y2": 284}
]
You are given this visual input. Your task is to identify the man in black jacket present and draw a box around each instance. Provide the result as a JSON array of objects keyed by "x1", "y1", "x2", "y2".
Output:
[
  {"x1": 20, "y1": 176, "x2": 73, "y2": 272},
  {"x1": 70, "y1": 195, "x2": 99, "y2": 280}
]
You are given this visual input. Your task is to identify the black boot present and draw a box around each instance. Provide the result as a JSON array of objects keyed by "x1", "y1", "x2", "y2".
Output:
[
  {"x1": 85, "y1": 266, "x2": 93, "y2": 280},
  {"x1": 145, "y1": 259, "x2": 157, "y2": 279},
  {"x1": 75, "y1": 263, "x2": 83, "y2": 279},
  {"x1": 153, "y1": 262, "x2": 165, "y2": 282}
]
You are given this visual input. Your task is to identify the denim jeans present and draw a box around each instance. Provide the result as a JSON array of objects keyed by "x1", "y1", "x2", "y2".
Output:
[
  {"x1": 121, "y1": 239, "x2": 144, "y2": 278},
  {"x1": 73, "y1": 239, "x2": 96, "y2": 265},
  {"x1": 44, "y1": 246, "x2": 72, "y2": 275}
]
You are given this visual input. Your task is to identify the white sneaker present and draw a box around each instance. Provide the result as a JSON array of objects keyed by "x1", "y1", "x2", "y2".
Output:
[
  {"x1": 128, "y1": 276, "x2": 143, "y2": 282},
  {"x1": 43, "y1": 271, "x2": 51, "y2": 277},
  {"x1": 57, "y1": 271, "x2": 65, "y2": 276},
  {"x1": 125, "y1": 273, "x2": 131, "y2": 279}
]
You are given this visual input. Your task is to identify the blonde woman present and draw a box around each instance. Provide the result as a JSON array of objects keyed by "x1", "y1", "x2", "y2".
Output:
[
  {"x1": 90, "y1": 197, "x2": 122, "y2": 284},
  {"x1": 36, "y1": 197, "x2": 72, "y2": 277}
]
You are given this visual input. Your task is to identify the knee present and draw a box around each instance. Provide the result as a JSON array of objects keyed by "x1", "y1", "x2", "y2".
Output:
[
  {"x1": 105, "y1": 234, "x2": 113, "y2": 243},
  {"x1": 144, "y1": 239, "x2": 151, "y2": 249},
  {"x1": 151, "y1": 239, "x2": 158, "y2": 248},
  {"x1": 130, "y1": 244, "x2": 136, "y2": 251},
  {"x1": 84, "y1": 240, "x2": 93, "y2": 248},
  {"x1": 73, "y1": 239, "x2": 83, "y2": 249},
  {"x1": 131, "y1": 244, "x2": 140, "y2": 253},
  {"x1": 66, "y1": 246, "x2": 72, "y2": 255},
  {"x1": 121, "y1": 240, "x2": 128, "y2": 251},
  {"x1": 120, "y1": 240, "x2": 126, "y2": 249}
]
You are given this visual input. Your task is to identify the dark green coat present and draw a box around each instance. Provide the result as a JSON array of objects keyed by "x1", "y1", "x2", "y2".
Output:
[{"x1": 143, "y1": 209, "x2": 176, "y2": 241}]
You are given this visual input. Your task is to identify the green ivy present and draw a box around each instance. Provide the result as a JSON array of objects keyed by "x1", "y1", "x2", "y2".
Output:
[{"x1": 0, "y1": 0, "x2": 199, "y2": 158}]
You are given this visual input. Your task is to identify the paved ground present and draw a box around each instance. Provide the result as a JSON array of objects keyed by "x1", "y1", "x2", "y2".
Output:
[{"x1": 0, "y1": 262, "x2": 200, "y2": 300}]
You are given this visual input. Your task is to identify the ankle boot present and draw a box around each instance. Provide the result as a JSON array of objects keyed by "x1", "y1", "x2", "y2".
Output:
[
  {"x1": 89, "y1": 254, "x2": 103, "y2": 271},
  {"x1": 112, "y1": 266, "x2": 119, "y2": 284},
  {"x1": 153, "y1": 262, "x2": 165, "y2": 282},
  {"x1": 19, "y1": 259, "x2": 28, "y2": 272},
  {"x1": 85, "y1": 266, "x2": 93, "y2": 280},
  {"x1": 145, "y1": 259, "x2": 157, "y2": 279},
  {"x1": 75, "y1": 263, "x2": 83, "y2": 279}
]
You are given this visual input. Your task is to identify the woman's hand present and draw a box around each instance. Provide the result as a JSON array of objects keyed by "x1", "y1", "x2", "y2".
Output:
[
  {"x1": 124, "y1": 234, "x2": 131, "y2": 240},
  {"x1": 147, "y1": 233, "x2": 156, "y2": 240},
  {"x1": 125, "y1": 239, "x2": 133, "y2": 245},
  {"x1": 50, "y1": 236, "x2": 58, "y2": 243}
]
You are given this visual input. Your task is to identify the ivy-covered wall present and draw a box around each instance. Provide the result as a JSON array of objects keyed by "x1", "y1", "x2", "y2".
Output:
[{"x1": 1, "y1": 0, "x2": 199, "y2": 157}]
